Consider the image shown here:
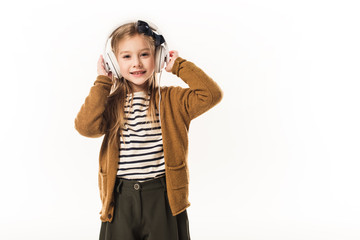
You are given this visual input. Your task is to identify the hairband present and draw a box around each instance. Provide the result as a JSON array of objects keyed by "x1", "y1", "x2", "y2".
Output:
[{"x1": 137, "y1": 20, "x2": 165, "y2": 47}]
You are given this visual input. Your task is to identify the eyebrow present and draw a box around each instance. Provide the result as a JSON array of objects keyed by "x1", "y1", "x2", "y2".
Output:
[{"x1": 119, "y1": 48, "x2": 150, "y2": 54}]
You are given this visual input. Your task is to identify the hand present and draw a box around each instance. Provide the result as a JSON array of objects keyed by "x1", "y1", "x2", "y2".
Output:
[
  {"x1": 165, "y1": 50, "x2": 179, "y2": 72},
  {"x1": 97, "y1": 54, "x2": 113, "y2": 78}
]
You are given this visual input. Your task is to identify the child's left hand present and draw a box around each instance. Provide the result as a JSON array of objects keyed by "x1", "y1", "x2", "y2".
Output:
[{"x1": 165, "y1": 50, "x2": 179, "y2": 72}]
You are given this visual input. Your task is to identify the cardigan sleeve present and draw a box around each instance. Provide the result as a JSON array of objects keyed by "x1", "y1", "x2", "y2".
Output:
[
  {"x1": 74, "y1": 75, "x2": 113, "y2": 138},
  {"x1": 170, "y1": 57, "x2": 223, "y2": 120}
]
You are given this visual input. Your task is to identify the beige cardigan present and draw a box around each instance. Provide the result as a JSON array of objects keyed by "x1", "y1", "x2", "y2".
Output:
[{"x1": 74, "y1": 57, "x2": 223, "y2": 222}]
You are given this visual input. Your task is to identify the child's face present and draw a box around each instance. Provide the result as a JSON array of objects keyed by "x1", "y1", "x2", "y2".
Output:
[{"x1": 116, "y1": 34, "x2": 155, "y2": 92}]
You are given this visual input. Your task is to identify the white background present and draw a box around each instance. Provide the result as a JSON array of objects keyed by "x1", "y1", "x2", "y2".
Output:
[{"x1": 1, "y1": 0, "x2": 359, "y2": 239}]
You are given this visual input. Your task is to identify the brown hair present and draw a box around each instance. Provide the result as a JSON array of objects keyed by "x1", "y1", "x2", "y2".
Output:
[{"x1": 103, "y1": 21, "x2": 160, "y2": 146}]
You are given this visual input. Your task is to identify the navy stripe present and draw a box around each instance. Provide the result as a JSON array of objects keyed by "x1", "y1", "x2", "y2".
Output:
[
  {"x1": 122, "y1": 126, "x2": 161, "y2": 132},
  {"x1": 125, "y1": 120, "x2": 160, "y2": 127},
  {"x1": 124, "y1": 108, "x2": 148, "y2": 114},
  {"x1": 125, "y1": 97, "x2": 149, "y2": 102},
  {"x1": 124, "y1": 103, "x2": 148, "y2": 108},
  {"x1": 121, "y1": 138, "x2": 162, "y2": 145},
  {"x1": 117, "y1": 169, "x2": 165, "y2": 177},
  {"x1": 120, "y1": 156, "x2": 164, "y2": 165},
  {"x1": 120, "y1": 149, "x2": 163, "y2": 158},
  {"x1": 118, "y1": 162, "x2": 165, "y2": 171},
  {"x1": 121, "y1": 132, "x2": 162, "y2": 138},
  {"x1": 125, "y1": 113, "x2": 159, "y2": 121},
  {"x1": 120, "y1": 143, "x2": 163, "y2": 151}
]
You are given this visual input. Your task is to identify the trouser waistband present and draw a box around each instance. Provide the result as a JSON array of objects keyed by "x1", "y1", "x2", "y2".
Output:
[{"x1": 115, "y1": 175, "x2": 166, "y2": 193}]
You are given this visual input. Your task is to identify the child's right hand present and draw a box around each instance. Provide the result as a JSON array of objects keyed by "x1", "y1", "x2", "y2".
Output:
[{"x1": 97, "y1": 54, "x2": 113, "y2": 79}]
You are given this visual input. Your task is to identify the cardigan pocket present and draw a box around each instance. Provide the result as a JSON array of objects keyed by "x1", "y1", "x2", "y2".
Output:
[
  {"x1": 166, "y1": 161, "x2": 189, "y2": 190},
  {"x1": 98, "y1": 171, "x2": 107, "y2": 204}
]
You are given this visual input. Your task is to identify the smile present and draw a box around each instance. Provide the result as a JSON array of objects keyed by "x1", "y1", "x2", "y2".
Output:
[{"x1": 131, "y1": 71, "x2": 146, "y2": 76}]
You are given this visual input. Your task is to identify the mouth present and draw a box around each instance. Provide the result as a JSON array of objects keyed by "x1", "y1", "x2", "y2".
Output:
[{"x1": 130, "y1": 70, "x2": 146, "y2": 76}]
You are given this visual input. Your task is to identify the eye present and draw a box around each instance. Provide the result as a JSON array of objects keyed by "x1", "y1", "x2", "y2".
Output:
[
  {"x1": 123, "y1": 55, "x2": 130, "y2": 59},
  {"x1": 141, "y1": 53, "x2": 149, "y2": 57}
]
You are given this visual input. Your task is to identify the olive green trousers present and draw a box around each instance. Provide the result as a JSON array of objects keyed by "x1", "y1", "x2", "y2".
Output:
[{"x1": 99, "y1": 175, "x2": 191, "y2": 240}]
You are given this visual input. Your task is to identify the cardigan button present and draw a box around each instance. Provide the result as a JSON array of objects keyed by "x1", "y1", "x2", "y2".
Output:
[
  {"x1": 108, "y1": 214, "x2": 112, "y2": 219},
  {"x1": 110, "y1": 201, "x2": 115, "y2": 207},
  {"x1": 134, "y1": 183, "x2": 140, "y2": 190}
]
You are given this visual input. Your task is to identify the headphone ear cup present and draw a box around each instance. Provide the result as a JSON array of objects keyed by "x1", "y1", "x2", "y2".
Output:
[
  {"x1": 104, "y1": 37, "x2": 122, "y2": 79},
  {"x1": 155, "y1": 45, "x2": 167, "y2": 73},
  {"x1": 107, "y1": 50, "x2": 122, "y2": 79},
  {"x1": 154, "y1": 46, "x2": 161, "y2": 73}
]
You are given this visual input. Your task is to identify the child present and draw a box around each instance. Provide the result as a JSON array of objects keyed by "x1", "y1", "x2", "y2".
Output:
[{"x1": 74, "y1": 20, "x2": 223, "y2": 240}]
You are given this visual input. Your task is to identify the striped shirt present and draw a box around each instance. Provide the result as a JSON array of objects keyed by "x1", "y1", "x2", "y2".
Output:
[{"x1": 116, "y1": 91, "x2": 165, "y2": 182}]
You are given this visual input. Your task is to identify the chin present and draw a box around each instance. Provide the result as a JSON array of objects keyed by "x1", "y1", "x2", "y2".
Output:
[
  {"x1": 131, "y1": 78, "x2": 148, "y2": 84},
  {"x1": 127, "y1": 79, "x2": 148, "y2": 88}
]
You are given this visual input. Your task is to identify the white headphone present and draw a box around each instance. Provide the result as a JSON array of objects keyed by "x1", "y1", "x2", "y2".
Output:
[{"x1": 103, "y1": 20, "x2": 169, "y2": 79}]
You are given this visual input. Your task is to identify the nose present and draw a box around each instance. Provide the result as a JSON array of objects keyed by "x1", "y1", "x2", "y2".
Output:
[{"x1": 133, "y1": 55, "x2": 142, "y2": 67}]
